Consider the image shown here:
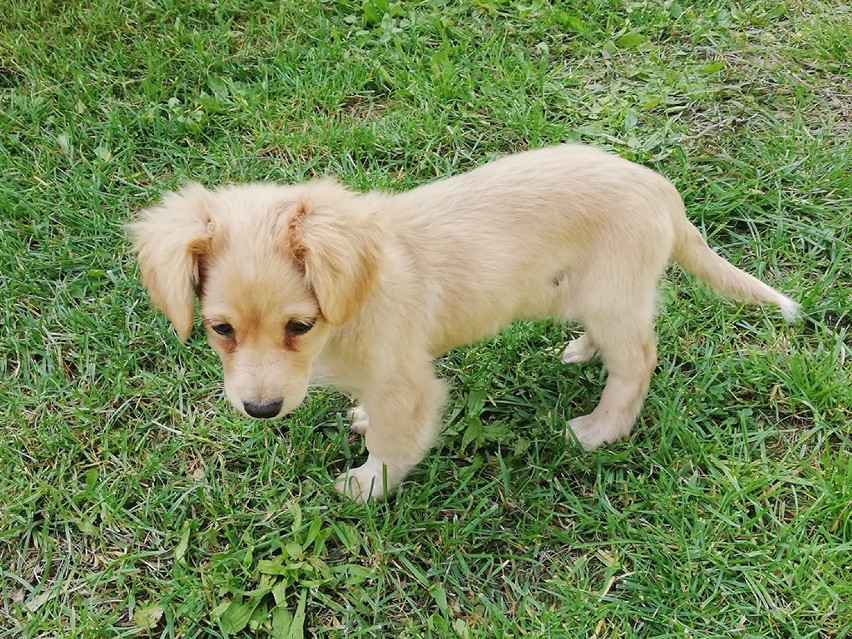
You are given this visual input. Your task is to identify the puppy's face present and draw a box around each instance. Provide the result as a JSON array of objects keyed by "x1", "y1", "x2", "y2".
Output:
[
  {"x1": 200, "y1": 245, "x2": 329, "y2": 418},
  {"x1": 131, "y1": 181, "x2": 381, "y2": 420}
]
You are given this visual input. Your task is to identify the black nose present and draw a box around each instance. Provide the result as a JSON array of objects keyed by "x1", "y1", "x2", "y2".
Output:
[{"x1": 243, "y1": 399, "x2": 283, "y2": 419}]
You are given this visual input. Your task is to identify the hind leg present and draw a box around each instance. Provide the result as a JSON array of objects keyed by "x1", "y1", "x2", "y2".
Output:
[{"x1": 567, "y1": 314, "x2": 657, "y2": 450}]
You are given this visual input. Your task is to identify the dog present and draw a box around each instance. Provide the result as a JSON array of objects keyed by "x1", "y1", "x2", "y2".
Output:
[{"x1": 131, "y1": 145, "x2": 799, "y2": 502}]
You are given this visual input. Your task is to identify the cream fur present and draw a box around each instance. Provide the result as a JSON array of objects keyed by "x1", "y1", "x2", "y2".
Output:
[{"x1": 130, "y1": 144, "x2": 799, "y2": 502}]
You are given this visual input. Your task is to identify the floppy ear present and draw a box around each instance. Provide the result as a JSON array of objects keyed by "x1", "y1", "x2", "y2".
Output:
[
  {"x1": 129, "y1": 183, "x2": 213, "y2": 340},
  {"x1": 287, "y1": 185, "x2": 383, "y2": 325}
]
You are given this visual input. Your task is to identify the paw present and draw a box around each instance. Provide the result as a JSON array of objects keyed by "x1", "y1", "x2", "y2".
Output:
[
  {"x1": 348, "y1": 405, "x2": 370, "y2": 435},
  {"x1": 561, "y1": 334, "x2": 598, "y2": 365},
  {"x1": 566, "y1": 414, "x2": 616, "y2": 451},
  {"x1": 335, "y1": 456, "x2": 389, "y2": 503}
]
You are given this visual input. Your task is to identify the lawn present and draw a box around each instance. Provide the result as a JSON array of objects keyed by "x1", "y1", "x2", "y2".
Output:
[{"x1": 1, "y1": 0, "x2": 850, "y2": 637}]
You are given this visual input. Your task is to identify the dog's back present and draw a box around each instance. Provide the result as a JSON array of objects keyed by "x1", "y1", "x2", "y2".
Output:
[{"x1": 370, "y1": 145, "x2": 682, "y2": 352}]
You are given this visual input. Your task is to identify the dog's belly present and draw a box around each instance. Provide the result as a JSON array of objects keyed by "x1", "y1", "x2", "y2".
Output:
[{"x1": 426, "y1": 276, "x2": 567, "y2": 356}]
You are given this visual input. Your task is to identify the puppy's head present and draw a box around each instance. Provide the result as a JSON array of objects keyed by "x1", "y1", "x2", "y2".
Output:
[{"x1": 130, "y1": 180, "x2": 381, "y2": 419}]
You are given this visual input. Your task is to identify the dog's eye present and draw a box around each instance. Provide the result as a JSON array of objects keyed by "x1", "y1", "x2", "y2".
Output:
[
  {"x1": 286, "y1": 319, "x2": 315, "y2": 336},
  {"x1": 212, "y1": 322, "x2": 234, "y2": 337}
]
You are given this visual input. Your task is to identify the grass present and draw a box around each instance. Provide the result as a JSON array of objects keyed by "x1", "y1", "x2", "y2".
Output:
[{"x1": 0, "y1": 0, "x2": 850, "y2": 636}]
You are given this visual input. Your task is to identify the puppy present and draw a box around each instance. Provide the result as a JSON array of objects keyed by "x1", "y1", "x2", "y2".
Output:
[{"x1": 131, "y1": 145, "x2": 799, "y2": 502}]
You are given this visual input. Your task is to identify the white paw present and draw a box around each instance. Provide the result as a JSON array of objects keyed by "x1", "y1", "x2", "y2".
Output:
[
  {"x1": 348, "y1": 405, "x2": 370, "y2": 435},
  {"x1": 335, "y1": 456, "x2": 389, "y2": 503},
  {"x1": 561, "y1": 334, "x2": 598, "y2": 365},
  {"x1": 566, "y1": 414, "x2": 610, "y2": 451}
]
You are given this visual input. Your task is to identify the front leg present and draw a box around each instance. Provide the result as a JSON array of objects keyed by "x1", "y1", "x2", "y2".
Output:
[{"x1": 336, "y1": 361, "x2": 446, "y2": 502}]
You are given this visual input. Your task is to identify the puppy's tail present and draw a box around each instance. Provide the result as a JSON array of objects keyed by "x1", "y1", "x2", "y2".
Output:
[{"x1": 672, "y1": 217, "x2": 800, "y2": 321}]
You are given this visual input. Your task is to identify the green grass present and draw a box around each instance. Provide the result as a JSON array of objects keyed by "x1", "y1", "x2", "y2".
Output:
[{"x1": 1, "y1": 0, "x2": 850, "y2": 637}]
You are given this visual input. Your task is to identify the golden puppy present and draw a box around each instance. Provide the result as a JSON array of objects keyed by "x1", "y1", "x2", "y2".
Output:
[{"x1": 131, "y1": 145, "x2": 799, "y2": 501}]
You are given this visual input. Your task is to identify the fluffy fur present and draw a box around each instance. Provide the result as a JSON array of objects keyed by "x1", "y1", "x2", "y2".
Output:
[{"x1": 131, "y1": 145, "x2": 799, "y2": 501}]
